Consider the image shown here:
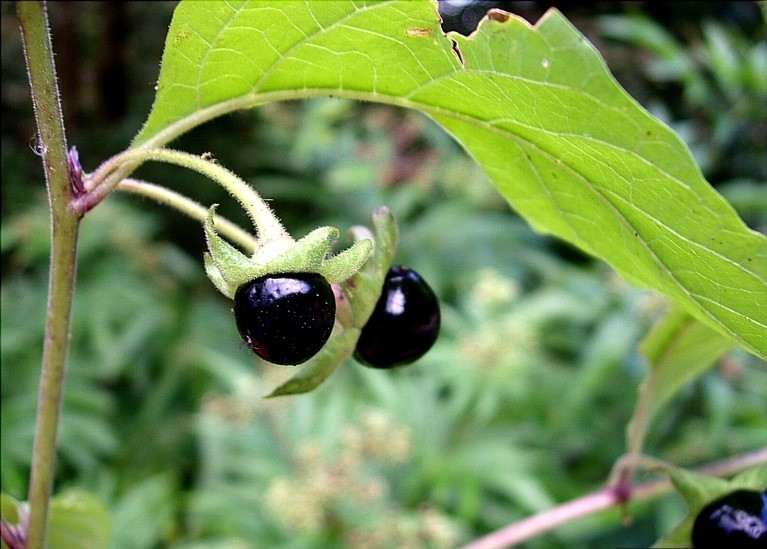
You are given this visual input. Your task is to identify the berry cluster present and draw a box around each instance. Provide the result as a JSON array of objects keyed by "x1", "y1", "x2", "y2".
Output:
[{"x1": 233, "y1": 265, "x2": 440, "y2": 367}]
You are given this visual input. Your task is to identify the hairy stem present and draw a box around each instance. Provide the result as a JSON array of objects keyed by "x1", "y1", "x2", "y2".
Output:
[
  {"x1": 117, "y1": 178, "x2": 258, "y2": 253},
  {"x1": 72, "y1": 148, "x2": 289, "y2": 246},
  {"x1": 17, "y1": 3, "x2": 80, "y2": 548},
  {"x1": 462, "y1": 448, "x2": 767, "y2": 549}
]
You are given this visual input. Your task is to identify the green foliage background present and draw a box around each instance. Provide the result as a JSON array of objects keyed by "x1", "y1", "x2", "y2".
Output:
[{"x1": 1, "y1": 2, "x2": 765, "y2": 548}]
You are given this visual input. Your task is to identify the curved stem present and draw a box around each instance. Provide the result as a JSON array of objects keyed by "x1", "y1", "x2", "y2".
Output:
[
  {"x1": 607, "y1": 453, "x2": 674, "y2": 489},
  {"x1": 462, "y1": 448, "x2": 767, "y2": 549},
  {"x1": 117, "y1": 178, "x2": 258, "y2": 253},
  {"x1": 17, "y1": 3, "x2": 80, "y2": 548},
  {"x1": 72, "y1": 148, "x2": 289, "y2": 246},
  {"x1": 616, "y1": 373, "x2": 657, "y2": 491}
]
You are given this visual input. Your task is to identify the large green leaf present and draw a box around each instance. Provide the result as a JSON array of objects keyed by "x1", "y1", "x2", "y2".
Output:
[{"x1": 133, "y1": 0, "x2": 766, "y2": 358}]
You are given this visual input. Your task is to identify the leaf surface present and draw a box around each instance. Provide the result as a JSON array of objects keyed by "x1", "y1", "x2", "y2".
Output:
[
  {"x1": 1, "y1": 490, "x2": 110, "y2": 549},
  {"x1": 134, "y1": 0, "x2": 766, "y2": 358},
  {"x1": 48, "y1": 490, "x2": 111, "y2": 549},
  {"x1": 625, "y1": 306, "x2": 735, "y2": 454}
]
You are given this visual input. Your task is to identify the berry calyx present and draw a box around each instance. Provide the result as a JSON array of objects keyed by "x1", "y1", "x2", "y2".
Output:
[
  {"x1": 354, "y1": 265, "x2": 440, "y2": 368},
  {"x1": 692, "y1": 489, "x2": 767, "y2": 548},
  {"x1": 234, "y1": 272, "x2": 335, "y2": 365}
]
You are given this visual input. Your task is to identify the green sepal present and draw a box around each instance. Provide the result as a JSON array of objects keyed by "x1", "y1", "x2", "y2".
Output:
[
  {"x1": 263, "y1": 226, "x2": 339, "y2": 274},
  {"x1": 320, "y1": 238, "x2": 374, "y2": 284},
  {"x1": 668, "y1": 466, "x2": 734, "y2": 509},
  {"x1": 204, "y1": 203, "x2": 375, "y2": 298},
  {"x1": 267, "y1": 326, "x2": 361, "y2": 397},
  {"x1": 651, "y1": 464, "x2": 767, "y2": 547},
  {"x1": 204, "y1": 252, "x2": 234, "y2": 298},
  {"x1": 265, "y1": 207, "x2": 399, "y2": 396},
  {"x1": 204, "y1": 205, "x2": 266, "y2": 289},
  {"x1": 342, "y1": 206, "x2": 399, "y2": 328}
]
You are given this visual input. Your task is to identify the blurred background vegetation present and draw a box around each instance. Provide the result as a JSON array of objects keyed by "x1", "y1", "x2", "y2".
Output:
[{"x1": 2, "y1": 1, "x2": 765, "y2": 548}]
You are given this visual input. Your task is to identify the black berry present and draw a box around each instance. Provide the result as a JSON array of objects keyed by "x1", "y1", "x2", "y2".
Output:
[
  {"x1": 354, "y1": 265, "x2": 440, "y2": 368},
  {"x1": 234, "y1": 272, "x2": 335, "y2": 365},
  {"x1": 692, "y1": 489, "x2": 767, "y2": 548}
]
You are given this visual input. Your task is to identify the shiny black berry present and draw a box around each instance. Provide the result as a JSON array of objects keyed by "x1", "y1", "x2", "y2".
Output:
[
  {"x1": 354, "y1": 265, "x2": 440, "y2": 368},
  {"x1": 234, "y1": 272, "x2": 335, "y2": 365},
  {"x1": 692, "y1": 489, "x2": 767, "y2": 548}
]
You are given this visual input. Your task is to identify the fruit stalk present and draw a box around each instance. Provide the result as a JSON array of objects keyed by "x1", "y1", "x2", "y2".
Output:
[
  {"x1": 72, "y1": 148, "x2": 289, "y2": 247},
  {"x1": 117, "y1": 178, "x2": 258, "y2": 253},
  {"x1": 17, "y1": 3, "x2": 81, "y2": 548}
]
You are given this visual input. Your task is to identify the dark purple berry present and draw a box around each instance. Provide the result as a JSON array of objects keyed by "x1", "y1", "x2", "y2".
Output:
[
  {"x1": 354, "y1": 265, "x2": 440, "y2": 368},
  {"x1": 692, "y1": 489, "x2": 767, "y2": 548},
  {"x1": 234, "y1": 272, "x2": 335, "y2": 365}
]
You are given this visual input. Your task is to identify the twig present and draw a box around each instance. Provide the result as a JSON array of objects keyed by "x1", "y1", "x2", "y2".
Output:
[{"x1": 462, "y1": 448, "x2": 767, "y2": 549}]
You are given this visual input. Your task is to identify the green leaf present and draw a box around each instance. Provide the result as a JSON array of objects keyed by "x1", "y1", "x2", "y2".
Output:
[
  {"x1": 48, "y1": 489, "x2": 111, "y2": 549},
  {"x1": 1, "y1": 490, "x2": 110, "y2": 549},
  {"x1": 1, "y1": 493, "x2": 24, "y2": 549},
  {"x1": 639, "y1": 308, "x2": 736, "y2": 410},
  {"x1": 731, "y1": 465, "x2": 767, "y2": 489},
  {"x1": 109, "y1": 474, "x2": 176, "y2": 549},
  {"x1": 625, "y1": 306, "x2": 735, "y2": 454},
  {"x1": 133, "y1": 0, "x2": 767, "y2": 358},
  {"x1": 1, "y1": 494, "x2": 21, "y2": 524}
]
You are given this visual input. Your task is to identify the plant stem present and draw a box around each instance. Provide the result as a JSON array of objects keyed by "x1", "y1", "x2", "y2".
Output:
[
  {"x1": 17, "y1": 3, "x2": 80, "y2": 548},
  {"x1": 72, "y1": 148, "x2": 289, "y2": 246},
  {"x1": 616, "y1": 371, "x2": 657, "y2": 491},
  {"x1": 117, "y1": 178, "x2": 258, "y2": 253},
  {"x1": 462, "y1": 448, "x2": 767, "y2": 549}
]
